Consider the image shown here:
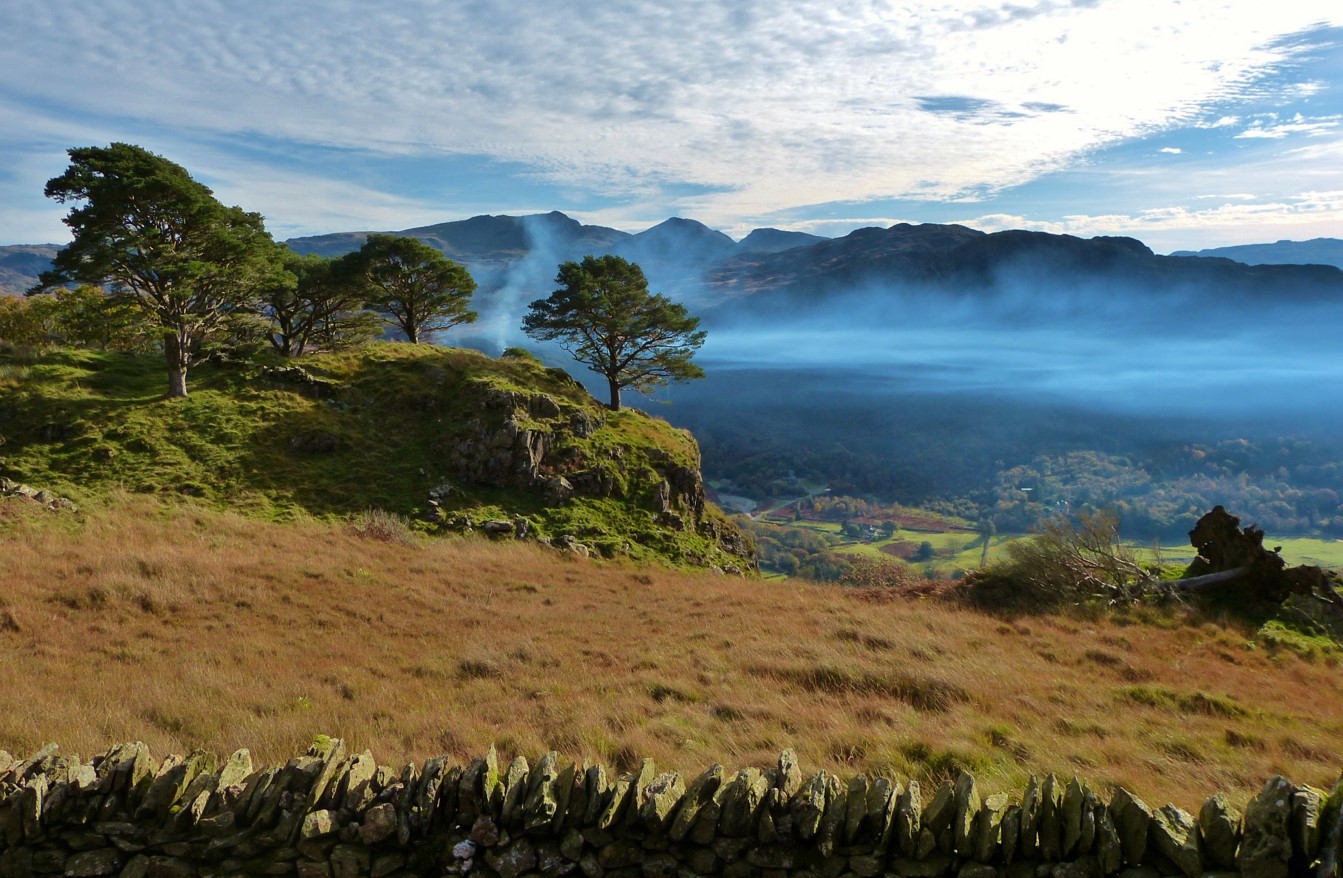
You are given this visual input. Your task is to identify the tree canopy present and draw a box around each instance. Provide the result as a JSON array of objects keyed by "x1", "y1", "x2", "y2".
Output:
[
  {"x1": 33, "y1": 142, "x2": 287, "y2": 397},
  {"x1": 346, "y1": 234, "x2": 477, "y2": 344},
  {"x1": 522, "y1": 254, "x2": 705, "y2": 411},
  {"x1": 262, "y1": 251, "x2": 380, "y2": 356}
]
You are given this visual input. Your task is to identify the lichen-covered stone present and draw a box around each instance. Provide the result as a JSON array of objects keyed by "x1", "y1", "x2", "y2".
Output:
[
  {"x1": 893, "y1": 780, "x2": 921, "y2": 857},
  {"x1": 579, "y1": 763, "x2": 610, "y2": 830},
  {"x1": 722, "y1": 769, "x2": 769, "y2": 838},
  {"x1": 486, "y1": 839, "x2": 538, "y2": 878},
  {"x1": 969, "y1": 793, "x2": 1007, "y2": 864},
  {"x1": 668, "y1": 764, "x2": 723, "y2": 842},
  {"x1": 815, "y1": 774, "x2": 847, "y2": 857},
  {"x1": 1038, "y1": 774, "x2": 1062, "y2": 862},
  {"x1": 360, "y1": 803, "x2": 397, "y2": 844},
  {"x1": 1239, "y1": 776, "x2": 1295, "y2": 878},
  {"x1": 1060, "y1": 778, "x2": 1085, "y2": 859},
  {"x1": 1018, "y1": 776, "x2": 1041, "y2": 861},
  {"x1": 301, "y1": 810, "x2": 338, "y2": 840},
  {"x1": 1290, "y1": 784, "x2": 1323, "y2": 866},
  {"x1": 866, "y1": 776, "x2": 898, "y2": 850},
  {"x1": 776, "y1": 750, "x2": 803, "y2": 800},
  {"x1": 1148, "y1": 804, "x2": 1201, "y2": 878},
  {"x1": 952, "y1": 771, "x2": 981, "y2": 857},
  {"x1": 502, "y1": 756, "x2": 531, "y2": 826},
  {"x1": 1198, "y1": 793, "x2": 1241, "y2": 870},
  {"x1": 791, "y1": 773, "x2": 830, "y2": 841},
  {"x1": 525, "y1": 753, "x2": 563, "y2": 833},
  {"x1": 640, "y1": 772, "x2": 685, "y2": 833},
  {"x1": 64, "y1": 849, "x2": 120, "y2": 877},
  {"x1": 1000, "y1": 804, "x2": 1021, "y2": 865},
  {"x1": 1094, "y1": 803, "x2": 1121, "y2": 877},
  {"x1": 597, "y1": 772, "x2": 636, "y2": 832},
  {"x1": 1108, "y1": 788, "x2": 1152, "y2": 868},
  {"x1": 482, "y1": 746, "x2": 504, "y2": 819},
  {"x1": 921, "y1": 782, "x2": 955, "y2": 856}
]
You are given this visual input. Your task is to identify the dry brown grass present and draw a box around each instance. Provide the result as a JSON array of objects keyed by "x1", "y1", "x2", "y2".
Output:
[{"x1": 2, "y1": 494, "x2": 1341, "y2": 810}]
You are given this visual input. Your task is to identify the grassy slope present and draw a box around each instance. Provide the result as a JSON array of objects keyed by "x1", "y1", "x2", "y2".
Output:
[
  {"x1": 2, "y1": 496, "x2": 1341, "y2": 812},
  {"x1": 0, "y1": 345, "x2": 743, "y2": 567}
]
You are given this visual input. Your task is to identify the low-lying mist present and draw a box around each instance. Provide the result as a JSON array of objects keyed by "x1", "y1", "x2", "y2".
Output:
[{"x1": 450, "y1": 243, "x2": 1343, "y2": 534}]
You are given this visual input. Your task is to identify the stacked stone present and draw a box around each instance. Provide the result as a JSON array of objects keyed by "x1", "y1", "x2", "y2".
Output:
[{"x1": 1, "y1": 742, "x2": 1340, "y2": 878}]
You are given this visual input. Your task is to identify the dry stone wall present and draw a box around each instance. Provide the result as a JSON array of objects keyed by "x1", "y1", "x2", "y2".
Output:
[{"x1": 0, "y1": 740, "x2": 1340, "y2": 878}]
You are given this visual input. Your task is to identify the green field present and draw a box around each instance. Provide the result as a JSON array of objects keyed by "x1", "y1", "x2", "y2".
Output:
[{"x1": 781, "y1": 517, "x2": 1343, "y2": 576}]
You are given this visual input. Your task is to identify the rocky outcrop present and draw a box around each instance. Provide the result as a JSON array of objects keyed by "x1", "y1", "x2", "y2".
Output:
[
  {"x1": 1, "y1": 744, "x2": 1339, "y2": 878},
  {"x1": 0, "y1": 478, "x2": 76, "y2": 512},
  {"x1": 432, "y1": 384, "x2": 753, "y2": 570}
]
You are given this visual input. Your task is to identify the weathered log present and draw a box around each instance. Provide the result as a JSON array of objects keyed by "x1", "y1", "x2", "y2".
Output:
[{"x1": 1164, "y1": 566, "x2": 1251, "y2": 594}]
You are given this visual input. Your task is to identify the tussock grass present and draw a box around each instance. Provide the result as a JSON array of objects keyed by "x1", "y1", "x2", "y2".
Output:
[{"x1": 2, "y1": 495, "x2": 1342, "y2": 809}]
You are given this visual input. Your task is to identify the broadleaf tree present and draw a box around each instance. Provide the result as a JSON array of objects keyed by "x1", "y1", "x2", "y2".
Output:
[
  {"x1": 522, "y1": 254, "x2": 706, "y2": 411},
  {"x1": 32, "y1": 143, "x2": 287, "y2": 397},
  {"x1": 345, "y1": 234, "x2": 477, "y2": 343}
]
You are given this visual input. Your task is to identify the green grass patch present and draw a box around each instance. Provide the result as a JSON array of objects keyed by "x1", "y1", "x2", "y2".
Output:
[
  {"x1": 0, "y1": 343, "x2": 747, "y2": 570},
  {"x1": 1117, "y1": 684, "x2": 1249, "y2": 718}
]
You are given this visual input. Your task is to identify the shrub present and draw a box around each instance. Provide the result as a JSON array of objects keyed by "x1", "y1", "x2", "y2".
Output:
[{"x1": 347, "y1": 508, "x2": 413, "y2": 544}]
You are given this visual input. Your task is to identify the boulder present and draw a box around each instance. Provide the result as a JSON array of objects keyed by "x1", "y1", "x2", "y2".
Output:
[
  {"x1": 1238, "y1": 776, "x2": 1294, "y2": 878},
  {"x1": 1198, "y1": 793, "x2": 1241, "y2": 870},
  {"x1": 1148, "y1": 804, "x2": 1201, "y2": 878}
]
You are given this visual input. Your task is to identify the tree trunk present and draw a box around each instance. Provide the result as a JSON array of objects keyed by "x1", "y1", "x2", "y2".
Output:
[
  {"x1": 608, "y1": 377, "x2": 622, "y2": 411},
  {"x1": 164, "y1": 330, "x2": 190, "y2": 398}
]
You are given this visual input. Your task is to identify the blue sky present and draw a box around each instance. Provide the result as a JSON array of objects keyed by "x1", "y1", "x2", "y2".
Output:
[{"x1": 1, "y1": 1, "x2": 1340, "y2": 252}]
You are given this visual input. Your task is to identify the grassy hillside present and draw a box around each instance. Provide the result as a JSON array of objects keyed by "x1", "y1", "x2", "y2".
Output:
[
  {"x1": 1, "y1": 496, "x2": 1340, "y2": 812},
  {"x1": 0, "y1": 343, "x2": 751, "y2": 569}
]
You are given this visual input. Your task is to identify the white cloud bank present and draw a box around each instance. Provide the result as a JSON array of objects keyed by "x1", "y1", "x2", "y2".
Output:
[{"x1": 0, "y1": 0, "x2": 1340, "y2": 237}]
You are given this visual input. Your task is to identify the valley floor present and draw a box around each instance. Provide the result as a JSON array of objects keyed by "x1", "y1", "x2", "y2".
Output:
[{"x1": 2, "y1": 495, "x2": 1341, "y2": 812}]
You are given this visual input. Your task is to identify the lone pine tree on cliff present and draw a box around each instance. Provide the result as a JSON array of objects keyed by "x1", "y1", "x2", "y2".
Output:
[
  {"x1": 32, "y1": 143, "x2": 287, "y2": 398},
  {"x1": 522, "y1": 255, "x2": 706, "y2": 411}
]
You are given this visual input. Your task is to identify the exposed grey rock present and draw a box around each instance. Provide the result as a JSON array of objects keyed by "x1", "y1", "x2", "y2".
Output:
[
  {"x1": 894, "y1": 779, "x2": 921, "y2": 857},
  {"x1": 640, "y1": 772, "x2": 685, "y2": 833},
  {"x1": 1038, "y1": 774, "x2": 1062, "y2": 862},
  {"x1": 302, "y1": 810, "x2": 338, "y2": 837},
  {"x1": 843, "y1": 775, "x2": 870, "y2": 844},
  {"x1": 953, "y1": 771, "x2": 982, "y2": 857},
  {"x1": 970, "y1": 793, "x2": 1008, "y2": 864},
  {"x1": 1148, "y1": 804, "x2": 1201, "y2": 878},
  {"x1": 502, "y1": 756, "x2": 531, "y2": 826},
  {"x1": 815, "y1": 774, "x2": 847, "y2": 856},
  {"x1": 1060, "y1": 778, "x2": 1085, "y2": 859},
  {"x1": 776, "y1": 750, "x2": 803, "y2": 799},
  {"x1": 668, "y1": 764, "x2": 722, "y2": 842},
  {"x1": 360, "y1": 802, "x2": 398, "y2": 844},
  {"x1": 921, "y1": 782, "x2": 956, "y2": 856},
  {"x1": 792, "y1": 773, "x2": 831, "y2": 840},
  {"x1": 719, "y1": 769, "x2": 768, "y2": 838},
  {"x1": 1239, "y1": 776, "x2": 1294, "y2": 878},
  {"x1": 64, "y1": 849, "x2": 120, "y2": 877},
  {"x1": 526, "y1": 752, "x2": 563, "y2": 832},
  {"x1": 1108, "y1": 788, "x2": 1153, "y2": 868},
  {"x1": 1094, "y1": 802, "x2": 1121, "y2": 877},
  {"x1": 487, "y1": 839, "x2": 538, "y2": 878},
  {"x1": 1019, "y1": 776, "x2": 1041, "y2": 861},
  {"x1": 1290, "y1": 784, "x2": 1322, "y2": 866},
  {"x1": 1197, "y1": 793, "x2": 1241, "y2": 870},
  {"x1": 1000, "y1": 804, "x2": 1021, "y2": 865}
]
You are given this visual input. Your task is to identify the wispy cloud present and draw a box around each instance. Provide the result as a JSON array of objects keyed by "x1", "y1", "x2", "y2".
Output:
[{"x1": 0, "y1": 1, "x2": 1339, "y2": 241}]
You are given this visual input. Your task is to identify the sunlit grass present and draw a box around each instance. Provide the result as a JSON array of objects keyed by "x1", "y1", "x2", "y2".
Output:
[{"x1": 3, "y1": 495, "x2": 1341, "y2": 810}]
